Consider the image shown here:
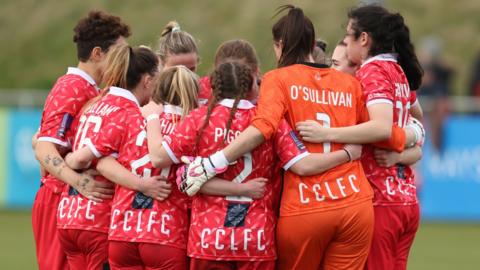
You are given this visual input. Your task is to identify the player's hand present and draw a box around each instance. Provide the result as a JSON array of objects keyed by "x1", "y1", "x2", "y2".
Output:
[
  {"x1": 141, "y1": 100, "x2": 164, "y2": 119},
  {"x1": 344, "y1": 144, "x2": 362, "y2": 161},
  {"x1": 138, "y1": 175, "x2": 172, "y2": 201},
  {"x1": 405, "y1": 117, "x2": 425, "y2": 147},
  {"x1": 296, "y1": 120, "x2": 330, "y2": 143},
  {"x1": 374, "y1": 148, "x2": 400, "y2": 167},
  {"x1": 64, "y1": 152, "x2": 74, "y2": 168},
  {"x1": 240, "y1": 178, "x2": 267, "y2": 199},
  {"x1": 75, "y1": 170, "x2": 114, "y2": 202},
  {"x1": 178, "y1": 156, "x2": 226, "y2": 196}
]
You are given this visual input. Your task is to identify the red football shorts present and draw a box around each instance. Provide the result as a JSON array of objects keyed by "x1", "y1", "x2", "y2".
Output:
[
  {"x1": 365, "y1": 204, "x2": 420, "y2": 270},
  {"x1": 32, "y1": 185, "x2": 69, "y2": 270},
  {"x1": 57, "y1": 228, "x2": 109, "y2": 270},
  {"x1": 109, "y1": 240, "x2": 187, "y2": 270}
]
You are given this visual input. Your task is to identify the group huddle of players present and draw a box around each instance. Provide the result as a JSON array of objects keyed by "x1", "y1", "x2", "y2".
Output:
[{"x1": 31, "y1": 4, "x2": 426, "y2": 270}]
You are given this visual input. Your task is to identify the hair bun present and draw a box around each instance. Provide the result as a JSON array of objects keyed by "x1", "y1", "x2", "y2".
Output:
[{"x1": 161, "y1": 21, "x2": 181, "y2": 37}]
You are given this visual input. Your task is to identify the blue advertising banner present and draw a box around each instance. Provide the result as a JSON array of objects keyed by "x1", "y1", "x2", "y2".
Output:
[
  {"x1": 5, "y1": 109, "x2": 42, "y2": 208},
  {"x1": 0, "y1": 109, "x2": 8, "y2": 206},
  {"x1": 1, "y1": 108, "x2": 479, "y2": 222},
  {"x1": 419, "y1": 116, "x2": 480, "y2": 221}
]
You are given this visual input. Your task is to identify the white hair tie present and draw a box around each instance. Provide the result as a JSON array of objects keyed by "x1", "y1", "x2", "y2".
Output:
[{"x1": 172, "y1": 26, "x2": 181, "y2": 33}]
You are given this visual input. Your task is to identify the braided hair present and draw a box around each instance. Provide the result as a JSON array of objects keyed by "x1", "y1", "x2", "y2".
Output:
[{"x1": 196, "y1": 61, "x2": 254, "y2": 147}]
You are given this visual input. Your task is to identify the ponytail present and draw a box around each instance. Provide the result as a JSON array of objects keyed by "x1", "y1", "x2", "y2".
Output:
[
  {"x1": 389, "y1": 14, "x2": 423, "y2": 90},
  {"x1": 348, "y1": 5, "x2": 423, "y2": 90},
  {"x1": 152, "y1": 66, "x2": 199, "y2": 120},
  {"x1": 272, "y1": 5, "x2": 315, "y2": 68},
  {"x1": 161, "y1": 21, "x2": 182, "y2": 36},
  {"x1": 103, "y1": 44, "x2": 159, "y2": 90},
  {"x1": 157, "y1": 21, "x2": 198, "y2": 64},
  {"x1": 103, "y1": 44, "x2": 130, "y2": 89}
]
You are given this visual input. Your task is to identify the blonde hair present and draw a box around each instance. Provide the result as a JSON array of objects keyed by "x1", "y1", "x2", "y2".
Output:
[
  {"x1": 103, "y1": 44, "x2": 158, "y2": 89},
  {"x1": 152, "y1": 66, "x2": 199, "y2": 120},
  {"x1": 156, "y1": 21, "x2": 198, "y2": 63}
]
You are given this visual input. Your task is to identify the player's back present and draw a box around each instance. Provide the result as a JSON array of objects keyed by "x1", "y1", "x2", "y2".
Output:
[
  {"x1": 57, "y1": 89, "x2": 130, "y2": 233},
  {"x1": 356, "y1": 55, "x2": 417, "y2": 205},
  {"x1": 109, "y1": 104, "x2": 189, "y2": 248},
  {"x1": 39, "y1": 71, "x2": 99, "y2": 193},
  {"x1": 260, "y1": 63, "x2": 373, "y2": 216},
  {"x1": 164, "y1": 99, "x2": 280, "y2": 260}
]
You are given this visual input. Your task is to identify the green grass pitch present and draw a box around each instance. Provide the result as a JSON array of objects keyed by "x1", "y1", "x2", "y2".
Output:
[{"x1": 0, "y1": 210, "x2": 478, "y2": 269}]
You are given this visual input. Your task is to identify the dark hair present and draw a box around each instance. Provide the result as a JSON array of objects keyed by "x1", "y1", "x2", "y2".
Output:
[
  {"x1": 313, "y1": 39, "x2": 328, "y2": 65},
  {"x1": 214, "y1": 39, "x2": 259, "y2": 72},
  {"x1": 272, "y1": 5, "x2": 315, "y2": 68},
  {"x1": 196, "y1": 62, "x2": 253, "y2": 146},
  {"x1": 316, "y1": 39, "x2": 327, "y2": 52},
  {"x1": 348, "y1": 5, "x2": 424, "y2": 90},
  {"x1": 73, "y1": 10, "x2": 131, "y2": 62},
  {"x1": 103, "y1": 44, "x2": 159, "y2": 90}
]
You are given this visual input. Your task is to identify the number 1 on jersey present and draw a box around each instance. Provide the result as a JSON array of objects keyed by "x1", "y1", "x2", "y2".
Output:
[{"x1": 316, "y1": 112, "x2": 331, "y2": 153}]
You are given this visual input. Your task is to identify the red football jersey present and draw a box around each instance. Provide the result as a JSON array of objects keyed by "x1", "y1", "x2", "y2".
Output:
[
  {"x1": 356, "y1": 54, "x2": 417, "y2": 206},
  {"x1": 198, "y1": 76, "x2": 212, "y2": 106},
  {"x1": 163, "y1": 99, "x2": 308, "y2": 261},
  {"x1": 410, "y1": 91, "x2": 418, "y2": 106},
  {"x1": 38, "y1": 67, "x2": 99, "y2": 194},
  {"x1": 57, "y1": 86, "x2": 137, "y2": 233},
  {"x1": 109, "y1": 104, "x2": 189, "y2": 248}
]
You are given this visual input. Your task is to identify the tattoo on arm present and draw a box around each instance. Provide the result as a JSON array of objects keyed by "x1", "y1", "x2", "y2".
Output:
[
  {"x1": 44, "y1": 154, "x2": 52, "y2": 165},
  {"x1": 79, "y1": 177, "x2": 90, "y2": 192},
  {"x1": 56, "y1": 163, "x2": 67, "y2": 177},
  {"x1": 52, "y1": 157, "x2": 63, "y2": 166}
]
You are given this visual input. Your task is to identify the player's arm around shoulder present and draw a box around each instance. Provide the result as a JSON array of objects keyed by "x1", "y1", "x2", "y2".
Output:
[{"x1": 200, "y1": 177, "x2": 267, "y2": 199}]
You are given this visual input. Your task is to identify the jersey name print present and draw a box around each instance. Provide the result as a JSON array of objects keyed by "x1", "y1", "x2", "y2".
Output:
[
  {"x1": 164, "y1": 99, "x2": 307, "y2": 260},
  {"x1": 251, "y1": 63, "x2": 374, "y2": 217},
  {"x1": 356, "y1": 54, "x2": 418, "y2": 206},
  {"x1": 38, "y1": 68, "x2": 99, "y2": 194},
  {"x1": 57, "y1": 87, "x2": 135, "y2": 233},
  {"x1": 109, "y1": 104, "x2": 189, "y2": 248}
]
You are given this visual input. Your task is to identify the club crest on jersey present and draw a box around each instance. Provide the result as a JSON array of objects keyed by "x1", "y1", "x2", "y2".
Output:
[
  {"x1": 132, "y1": 192, "x2": 153, "y2": 209},
  {"x1": 68, "y1": 186, "x2": 79, "y2": 196},
  {"x1": 397, "y1": 165, "x2": 406, "y2": 179},
  {"x1": 224, "y1": 203, "x2": 250, "y2": 227}
]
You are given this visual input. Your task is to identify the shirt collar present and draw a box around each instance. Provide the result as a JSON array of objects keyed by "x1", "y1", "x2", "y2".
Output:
[
  {"x1": 361, "y1": 53, "x2": 398, "y2": 68},
  {"x1": 66, "y1": 67, "x2": 97, "y2": 87},
  {"x1": 163, "y1": 104, "x2": 184, "y2": 116},
  {"x1": 218, "y1": 99, "x2": 255, "y2": 109},
  {"x1": 299, "y1": 62, "x2": 330, "y2": 69},
  {"x1": 108, "y1": 86, "x2": 140, "y2": 107}
]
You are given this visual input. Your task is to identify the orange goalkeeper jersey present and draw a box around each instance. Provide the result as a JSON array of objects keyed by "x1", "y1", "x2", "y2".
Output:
[{"x1": 251, "y1": 63, "x2": 374, "y2": 216}]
